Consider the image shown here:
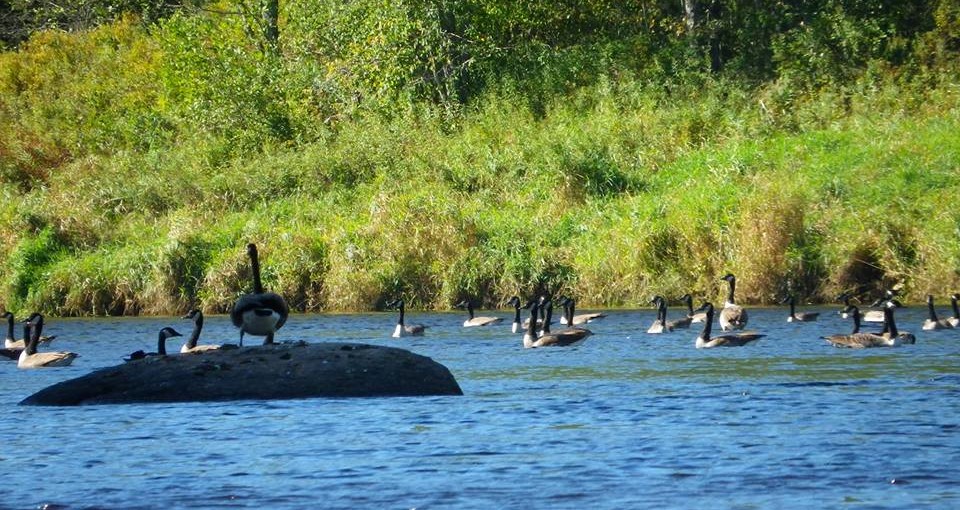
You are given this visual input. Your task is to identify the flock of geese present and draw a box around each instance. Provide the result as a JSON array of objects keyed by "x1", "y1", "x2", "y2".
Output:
[
  {"x1": 3, "y1": 244, "x2": 958, "y2": 368},
  {"x1": 388, "y1": 273, "x2": 959, "y2": 350}
]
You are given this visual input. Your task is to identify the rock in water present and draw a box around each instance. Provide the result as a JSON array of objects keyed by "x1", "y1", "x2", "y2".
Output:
[{"x1": 20, "y1": 342, "x2": 462, "y2": 406}]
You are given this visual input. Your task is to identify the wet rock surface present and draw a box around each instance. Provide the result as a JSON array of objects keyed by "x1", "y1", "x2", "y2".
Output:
[{"x1": 21, "y1": 342, "x2": 462, "y2": 406}]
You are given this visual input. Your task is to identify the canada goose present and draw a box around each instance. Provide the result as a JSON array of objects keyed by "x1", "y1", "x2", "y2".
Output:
[
  {"x1": 455, "y1": 300, "x2": 503, "y2": 327},
  {"x1": 719, "y1": 273, "x2": 748, "y2": 331},
  {"x1": 646, "y1": 296, "x2": 672, "y2": 334},
  {"x1": 507, "y1": 296, "x2": 523, "y2": 333},
  {"x1": 18, "y1": 314, "x2": 78, "y2": 368},
  {"x1": 860, "y1": 290, "x2": 898, "y2": 322},
  {"x1": 884, "y1": 299, "x2": 916, "y2": 344},
  {"x1": 693, "y1": 302, "x2": 764, "y2": 348},
  {"x1": 1, "y1": 317, "x2": 31, "y2": 360},
  {"x1": 180, "y1": 309, "x2": 221, "y2": 353},
  {"x1": 386, "y1": 299, "x2": 426, "y2": 337},
  {"x1": 824, "y1": 302, "x2": 913, "y2": 347},
  {"x1": 558, "y1": 297, "x2": 607, "y2": 325},
  {"x1": 3, "y1": 311, "x2": 22, "y2": 349},
  {"x1": 523, "y1": 301, "x2": 590, "y2": 348},
  {"x1": 678, "y1": 294, "x2": 707, "y2": 323},
  {"x1": 126, "y1": 327, "x2": 183, "y2": 361},
  {"x1": 948, "y1": 294, "x2": 960, "y2": 328},
  {"x1": 921, "y1": 295, "x2": 954, "y2": 331},
  {"x1": 230, "y1": 243, "x2": 289, "y2": 345},
  {"x1": 521, "y1": 296, "x2": 545, "y2": 330},
  {"x1": 782, "y1": 295, "x2": 819, "y2": 322},
  {"x1": 4, "y1": 311, "x2": 55, "y2": 348}
]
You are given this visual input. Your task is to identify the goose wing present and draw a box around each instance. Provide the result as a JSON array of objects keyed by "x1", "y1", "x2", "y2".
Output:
[
  {"x1": 706, "y1": 333, "x2": 764, "y2": 347},
  {"x1": 533, "y1": 328, "x2": 591, "y2": 347},
  {"x1": 405, "y1": 324, "x2": 427, "y2": 336},
  {"x1": 19, "y1": 351, "x2": 77, "y2": 368},
  {"x1": 465, "y1": 316, "x2": 503, "y2": 327},
  {"x1": 573, "y1": 312, "x2": 607, "y2": 324},
  {"x1": 823, "y1": 333, "x2": 886, "y2": 348},
  {"x1": 666, "y1": 317, "x2": 692, "y2": 329}
]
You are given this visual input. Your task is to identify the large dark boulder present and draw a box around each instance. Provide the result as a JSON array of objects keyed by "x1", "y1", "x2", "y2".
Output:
[{"x1": 20, "y1": 342, "x2": 462, "y2": 406}]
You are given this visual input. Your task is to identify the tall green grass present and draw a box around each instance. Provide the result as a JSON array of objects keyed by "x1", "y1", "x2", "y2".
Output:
[{"x1": 1, "y1": 17, "x2": 959, "y2": 315}]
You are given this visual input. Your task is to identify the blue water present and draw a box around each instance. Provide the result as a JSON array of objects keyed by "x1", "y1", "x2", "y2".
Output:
[{"x1": 2, "y1": 306, "x2": 959, "y2": 509}]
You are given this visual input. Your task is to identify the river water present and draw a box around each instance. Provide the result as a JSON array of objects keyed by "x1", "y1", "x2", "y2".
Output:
[{"x1": 2, "y1": 306, "x2": 958, "y2": 509}]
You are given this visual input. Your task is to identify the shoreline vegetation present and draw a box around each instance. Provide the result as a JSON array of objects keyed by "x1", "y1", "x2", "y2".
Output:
[{"x1": 1, "y1": 2, "x2": 959, "y2": 316}]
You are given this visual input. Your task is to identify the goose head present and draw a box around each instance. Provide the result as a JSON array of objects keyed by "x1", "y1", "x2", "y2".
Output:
[
  {"x1": 182, "y1": 309, "x2": 203, "y2": 321},
  {"x1": 507, "y1": 296, "x2": 521, "y2": 309}
]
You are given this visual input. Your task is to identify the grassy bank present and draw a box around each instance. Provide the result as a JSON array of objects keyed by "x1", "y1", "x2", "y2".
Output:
[{"x1": 1, "y1": 13, "x2": 959, "y2": 316}]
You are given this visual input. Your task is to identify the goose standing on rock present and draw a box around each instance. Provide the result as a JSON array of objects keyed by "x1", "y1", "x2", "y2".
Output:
[
  {"x1": 646, "y1": 296, "x2": 672, "y2": 334},
  {"x1": 558, "y1": 297, "x2": 607, "y2": 325},
  {"x1": 230, "y1": 243, "x2": 289, "y2": 346},
  {"x1": 782, "y1": 295, "x2": 819, "y2": 322},
  {"x1": 18, "y1": 313, "x2": 78, "y2": 368},
  {"x1": 523, "y1": 301, "x2": 590, "y2": 348},
  {"x1": 387, "y1": 299, "x2": 426, "y2": 338},
  {"x1": 948, "y1": 294, "x2": 960, "y2": 328},
  {"x1": 455, "y1": 300, "x2": 503, "y2": 327},
  {"x1": 693, "y1": 302, "x2": 764, "y2": 348},
  {"x1": 922, "y1": 295, "x2": 954, "y2": 331},
  {"x1": 180, "y1": 309, "x2": 222, "y2": 353},
  {"x1": 719, "y1": 273, "x2": 748, "y2": 331},
  {"x1": 126, "y1": 327, "x2": 183, "y2": 362}
]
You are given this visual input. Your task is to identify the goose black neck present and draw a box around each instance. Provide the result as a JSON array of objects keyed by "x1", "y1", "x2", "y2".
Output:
[
  {"x1": 682, "y1": 296, "x2": 693, "y2": 315},
  {"x1": 850, "y1": 308, "x2": 861, "y2": 334},
  {"x1": 249, "y1": 245, "x2": 264, "y2": 294},
  {"x1": 24, "y1": 323, "x2": 38, "y2": 355},
  {"x1": 725, "y1": 278, "x2": 736, "y2": 304},
  {"x1": 787, "y1": 297, "x2": 796, "y2": 317},
  {"x1": 397, "y1": 303, "x2": 405, "y2": 326},
  {"x1": 952, "y1": 295, "x2": 960, "y2": 317},
  {"x1": 5, "y1": 314, "x2": 13, "y2": 340},
  {"x1": 927, "y1": 296, "x2": 939, "y2": 321},
  {"x1": 567, "y1": 299, "x2": 576, "y2": 324},
  {"x1": 656, "y1": 299, "x2": 667, "y2": 323},
  {"x1": 466, "y1": 302, "x2": 475, "y2": 319},
  {"x1": 30, "y1": 315, "x2": 44, "y2": 344},
  {"x1": 699, "y1": 305, "x2": 714, "y2": 339},
  {"x1": 527, "y1": 303, "x2": 539, "y2": 338},
  {"x1": 513, "y1": 303, "x2": 521, "y2": 323},
  {"x1": 884, "y1": 306, "x2": 899, "y2": 337},
  {"x1": 187, "y1": 314, "x2": 203, "y2": 349},
  {"x1": 542, "y1": 303, "x2": 552, "y2": 334},
  {"x1": 158, "y1": 330, "x2": 168, "y2": 355}
]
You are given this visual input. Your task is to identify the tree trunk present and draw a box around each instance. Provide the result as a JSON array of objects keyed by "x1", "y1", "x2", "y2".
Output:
[
  {"x1": 262, "y1": 0, "x2": 279, "y2": 49},
  {"x1": 683, "y1": 0, "x2": 699, "y2": 34}
]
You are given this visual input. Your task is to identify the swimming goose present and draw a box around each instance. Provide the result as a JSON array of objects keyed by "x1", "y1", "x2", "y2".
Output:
[
  {"x1": 948, "y1": 294, "x2": 960, "y2": 328},
  {"x1": 693, "y1": 302, "x2": 764, "y2": 348},
  {"x1": 1, "y1": 317, "x2": 30, "y2": 360},
  {"x1": 558, "y1": 297, "x2": 607, "y2": 325},
  {"x1": 824, "y1": 302, "x2": 913, "y2": 347},
  {"x1": 126, "y1": 327, "x2": 183, "y2": 361},
  {"x1": 860, "y1": 290, "x2": 897, "y2": 322},
  {"x1": 230, "y1": 243, "x2": 289, "y2": 345},
  {"x1": 18, "y1": 313, "x2": 78, "y2": 368},
  {"x1": 646, "y1": 296, "x2": 672, "y2": 334},
  {"x1": 507, "y1": 296, "x2": 523, "y2": 333},
  {"x1": 922, "y1": 295, "x2": 954, "y2": 331},
  {"x1": 455, "y1": 300, "x2": 503, "y2": 327},
  {"x1": 822, "y1": 305, "x2": 883, "y2": 347},
  {"x1": 678, "y1": 294, "x2": 707, "y2": 323},
  {"x1": 180, "y1": 309, "x2": 222, "y2": 353},
  {"x1": 3, "y1": 311, "x2": 19, "y2": 349},
  {"x1": 782, "y1": 295, "x2": 819, "y2": 322},
  {"x1": 523, "y1": 302, "x2": 590, "y2": 348},
  {"x1": 387, "y1": 299, "x2": 426, "y2": 337},
  {"x1": 719, "y1": 273, "x2": 748, "y2": 331}
]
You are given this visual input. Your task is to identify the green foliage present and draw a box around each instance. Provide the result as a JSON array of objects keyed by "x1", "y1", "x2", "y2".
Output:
[{"x1": 1, "y1": 2, "x2": 960, "y2": 314}]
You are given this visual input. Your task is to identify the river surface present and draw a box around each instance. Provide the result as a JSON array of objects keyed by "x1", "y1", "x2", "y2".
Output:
[{"x1": 2, "y1": 305, "x2": 959, "y2": 509}]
